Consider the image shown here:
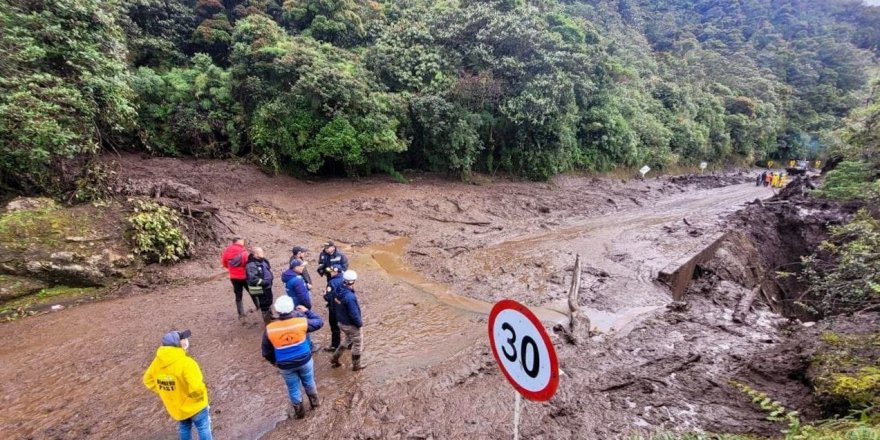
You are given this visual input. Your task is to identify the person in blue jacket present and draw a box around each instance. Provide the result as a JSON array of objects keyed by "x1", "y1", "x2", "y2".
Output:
[
  {"x1": 284, "y1": 260, "x2": 312, "y2": 310},
  {"x1": 330, "y1": 270, "x2": 365, "y2": 371},
  {"x1": 262, "y1": 296, "x2": 323, "y2": 419},
  {"x1": 322, "y1": 265, "x2": 345, "y2": 352},
  {"x1": 316, "y1": 240, "x2": 348, "y2": 281}
]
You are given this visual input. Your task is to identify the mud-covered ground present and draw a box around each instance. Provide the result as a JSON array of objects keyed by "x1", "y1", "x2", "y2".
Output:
[{"x1": 1, "y1": 156, "x2": 802, "y2": 440}]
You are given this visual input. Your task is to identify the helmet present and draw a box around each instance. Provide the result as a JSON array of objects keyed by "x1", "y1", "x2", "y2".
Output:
[
  {"x1": 343, "y1": 270, "x2": 358, "y2": 282},
  {"x1": 274, "y1": 295, "x2": 294, "y2": 314}
]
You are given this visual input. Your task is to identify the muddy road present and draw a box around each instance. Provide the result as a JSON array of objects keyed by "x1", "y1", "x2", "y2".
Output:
[{"x1": 0, "y1": 157, "x2": 774, "y2": 439}]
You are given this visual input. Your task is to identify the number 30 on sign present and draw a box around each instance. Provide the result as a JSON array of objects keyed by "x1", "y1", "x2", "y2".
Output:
[{"x1": 488, "y1": 299, "x2": 559, "y2": 401}]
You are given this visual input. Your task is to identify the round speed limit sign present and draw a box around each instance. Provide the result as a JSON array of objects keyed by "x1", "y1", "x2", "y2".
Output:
[{"x1": 488, "y1": 300, "x2": 559, "y2": 401}]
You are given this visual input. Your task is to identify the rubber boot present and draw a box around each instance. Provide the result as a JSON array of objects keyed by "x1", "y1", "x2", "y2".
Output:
[
  {"x1": 307, "y1": 393, "x2": 320, "y2": 409},
  {"x1": 352, "y1": 355, "x2": 365, "y2": 371},
  {"x1": 330, "y1": 347, "x2": 343, "y2": 368},
  {"x1": 290, "y1": 403, "x2": 305, "y2": 419},
  {"x1": 261, "y1": 310, "x2": 273, "y2": 324},
  {"x1": 236, "y1": 300, "x2": 245, "y2": 318},
  {"x1": 323, "y1": 345, "x2": 338, "y2": 352}
]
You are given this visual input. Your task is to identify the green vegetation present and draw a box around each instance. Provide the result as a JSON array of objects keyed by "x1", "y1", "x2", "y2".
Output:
[
  {"x1": 0, "y1": 285, "x2": 100, "y2": 321},
  {"x1": 127, "y1": 200, "x2": 191, "y2": 263},
  {"x1": 2, "y1": 0, "x2": 880, "y2": 194},
  {"x1": 813, "y1": 332, "x2": 880, "y2": 412},
  {"x1": 801, "y1": 210, "x2": 880, "y2": 315},
  {"x1": 0, "y1": 0, "x2": 135, "y2": 194}
]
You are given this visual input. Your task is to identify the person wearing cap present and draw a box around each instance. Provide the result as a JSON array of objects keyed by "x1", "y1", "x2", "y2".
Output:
[
  {"x1": 246, "y1": 247, "x2": 275, "y2": 324},
  {"x1": 331, "y1": 270, "x2": 365, "y2": 371},
  {"x1": 322, "y1": 265, "x2": 345, "y2": 352},
  {"x1": 316, "y1": 240, "x2": 348, "y2": 282},
  {"x1": 143, "y1": 330, "x2": 212, "y2": 440},
  {"x1": 262, "y1": 296, "x2": 324, "y2": 419},
  {"x1": 288, "y1": 246, "x2": 313, "y2": 289},
  {"x1": 284, "y1": 260, "x2": 312, "y2": 310},
  {"x1": 221, "y1": 237, "x2": 250, "y2": 318}
]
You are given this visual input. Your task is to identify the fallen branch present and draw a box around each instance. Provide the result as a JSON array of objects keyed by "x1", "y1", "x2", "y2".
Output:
[
  {"x1": 425, "y1": 215, "x2": 491, "y2": 227},
  {"x1": 558, "y1": 253, "x2": 589, "y2": 345},
  {"x1": 599, "y1": 354, "x2": 701, "y2": 392},
  {"x1": 732, "y1": 285, "x2": 760, "y2": 323},
  {"x1": 213, "y1": 214, "x2": 237, "y2": 235}
]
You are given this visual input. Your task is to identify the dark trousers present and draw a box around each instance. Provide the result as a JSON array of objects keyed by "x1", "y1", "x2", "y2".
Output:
[
  {"x1": 251, "y1": 287, "x2": 273, "y2": 312},
  {"x1": 328, "y1": 308, "x2": 341, "y2": 349},
  {"x1": 231, "y1": 279, "x2": 249, "y2": 302}
]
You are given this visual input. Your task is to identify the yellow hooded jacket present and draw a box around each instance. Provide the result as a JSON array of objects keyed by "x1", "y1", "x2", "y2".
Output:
[{"x1": 142, "y1": 346, "x2": 208, "y2": 421}]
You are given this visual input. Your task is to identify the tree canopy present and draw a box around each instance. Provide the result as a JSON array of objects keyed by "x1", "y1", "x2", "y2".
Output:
[{"x1": 1, "y1": 0, "x2": 879, "y2": 193}]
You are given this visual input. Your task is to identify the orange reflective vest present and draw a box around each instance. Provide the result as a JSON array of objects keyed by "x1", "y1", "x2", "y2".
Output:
[{"x1": 266, "y1": 317, "x2": 310, "y2": 363}]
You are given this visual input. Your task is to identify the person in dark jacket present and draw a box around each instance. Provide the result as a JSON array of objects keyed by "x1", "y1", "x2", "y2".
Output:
[
  {"x1": 288, "y1": 246, "x2": 313, "y2": 289},
  {"x1": 245, "y1": 247, "x2": 274, "y2": 324},
  {"x1": 284, "y1": 260, "x2": 312, "y2": 310},
  {"x1": 757, "y1": 172, "x2": 765, "y2": 187},
  {"x1": 316, "y1": 240, "x2": 348, "y2": 281},
  {"x1": 262, "y1": 296, "x2": 323, "y2": 419},
  {"x1": 322, "y1": 266, "x2": 345, "y2": 352},
  {"x1": 221, "y1": 237, "x2": 249, "y2": 318},
  {"x1": 331, "y1": 270, "x2": 365, "y2": 371}
]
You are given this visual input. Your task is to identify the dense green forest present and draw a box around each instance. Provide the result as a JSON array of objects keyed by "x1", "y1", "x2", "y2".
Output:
[{"x1": 2, "y1": 0, "x2": 879, "y2": 193}]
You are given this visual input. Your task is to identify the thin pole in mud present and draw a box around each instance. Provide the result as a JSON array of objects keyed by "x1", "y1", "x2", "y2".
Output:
[{"x1": 513, "y1": 392, "x2": 522, "y2": 440}]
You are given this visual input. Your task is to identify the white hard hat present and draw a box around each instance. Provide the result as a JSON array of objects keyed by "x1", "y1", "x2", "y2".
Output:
[
  {"x1": 343, "y1": 270, "x2": 358, "y2": 282},
  {"x1": 274, "y1": 295, "x2": 294, "y2": 314}
]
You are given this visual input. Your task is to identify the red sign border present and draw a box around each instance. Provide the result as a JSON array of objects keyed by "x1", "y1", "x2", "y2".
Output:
[{"x1": 488, "y1": 299, "x2": 559, "y2": 401}]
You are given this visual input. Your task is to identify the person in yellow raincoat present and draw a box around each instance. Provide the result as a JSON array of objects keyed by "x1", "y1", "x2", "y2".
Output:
[
  {"x1": 771, "y1": 172, "x2": 780, "y2": 188},
  {"x1": 777, "y1": 173, "x2": 787, "y2": 188},
  {"x1": 143, "y1": 330, "x2": 212, "y2": 440}
]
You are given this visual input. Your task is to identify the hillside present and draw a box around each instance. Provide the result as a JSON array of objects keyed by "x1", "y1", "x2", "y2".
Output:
[{"x1": 1, "y1": 0, "x2": 879, "y2": 195}]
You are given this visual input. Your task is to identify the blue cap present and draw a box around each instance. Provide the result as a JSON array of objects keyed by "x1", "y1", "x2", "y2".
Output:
[
  {"x1": 290, "y1": 259, "x2": 304, "y2": 269},
  {"x1": 161, "y1": 330, "x2": 191, "y2": 347}
]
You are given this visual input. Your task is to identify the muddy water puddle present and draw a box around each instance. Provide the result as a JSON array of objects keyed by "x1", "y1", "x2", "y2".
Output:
[{"x1": 360, "y1": 237, "x2": 662, "y2": 335}]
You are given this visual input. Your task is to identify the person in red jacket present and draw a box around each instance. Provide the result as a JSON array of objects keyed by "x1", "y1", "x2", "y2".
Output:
[{"x1": 221, "y1": 237, "x2": 250, "y2": 318}]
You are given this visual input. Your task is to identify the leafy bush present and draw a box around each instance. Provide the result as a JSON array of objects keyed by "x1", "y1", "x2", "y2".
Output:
[
  {"x1": 73, "y1": 162, "x2": 118, "y2": 203},
  {"x1": 0, "y1": 0, "x2": 135, "y2": 195},
  {"x1": 813, "y1": 162, "x2": 880, "y2": 203},
  {"x1": 128, "y1": 200, "x2": 191, "y2": 264},
  {"x1": 801, "y1": 210, "x2": 880, "y2": 315},
  {"x1": 812, "y1": 332, "x2": 880, "y2": 412}
]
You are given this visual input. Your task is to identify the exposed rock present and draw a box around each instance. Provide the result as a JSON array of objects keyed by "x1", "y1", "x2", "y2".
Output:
[
  {"x1": 3, "y1": 197, "x2": 57, "y2": 213},
  {"x1": 119, "y1": 178, "x2": 203, "y2": 203}
]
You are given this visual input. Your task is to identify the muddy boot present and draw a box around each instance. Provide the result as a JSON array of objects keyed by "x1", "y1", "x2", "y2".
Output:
[
  {"x1": 288, "y1": 403, "x2": 305, "y2": 419},
  {"x1": 261, "y1": 310, "x2": 273, "y2": 324},
  {"x1": 352, "y1": 355, "x2": 365, "y2": 371},
  {"x1": 323, "y1": 345, "x2": 338, "y2": 352},
  {"x1": 307, "y1": 393, "x2": 320, "y2": 409},
  {"x1": 236, "y1": 300, "x2": 245, "y2": 318},
  {"x1": 330, "y1": 347, "x2": 343, "y2": 368}
]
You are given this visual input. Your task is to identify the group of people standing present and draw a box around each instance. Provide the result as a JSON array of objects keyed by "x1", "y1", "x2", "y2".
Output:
[
  {"x1": 757, "y1": 170, "x2": 787, "y2": 188},
  {"x1": 142, "y1": 238, "x2": 365, "y2": 439}
]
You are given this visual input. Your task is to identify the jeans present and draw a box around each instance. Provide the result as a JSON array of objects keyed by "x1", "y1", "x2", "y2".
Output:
[
  {"x1": 280, "y1": 359, "x2": 317, "y2": 405},
  {"x1": 178, "y1": 406, "x2": 212, "y2": 440}
]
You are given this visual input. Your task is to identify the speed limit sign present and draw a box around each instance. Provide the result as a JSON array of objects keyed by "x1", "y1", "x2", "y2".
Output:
[{"x1": 488, "y1": 299, "x2": 559, "y2": 401}]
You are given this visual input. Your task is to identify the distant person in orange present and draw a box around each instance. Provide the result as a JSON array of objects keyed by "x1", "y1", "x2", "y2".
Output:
[{"x1": 763, "y1": 172, "x2": 772, "y2": 187}]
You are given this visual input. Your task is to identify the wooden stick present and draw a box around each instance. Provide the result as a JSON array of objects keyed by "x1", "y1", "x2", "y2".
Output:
[
  {"x1": 568, "y1": 253, "x2": 582, "y2": 334},
  {"x1": 733, "y1": 285, "x2": 760, "y2": 323},
  {"x1": 425, "y1": 215, "x2": 491, "y2": 226}
]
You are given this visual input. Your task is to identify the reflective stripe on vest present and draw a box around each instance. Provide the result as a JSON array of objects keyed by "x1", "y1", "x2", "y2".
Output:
[
  {"x1": 267, "y1": 317, "x2": 311, "y2": 363},
  {"x1": 267, "y1": 318, "x2": 308, "y2": 348}
]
